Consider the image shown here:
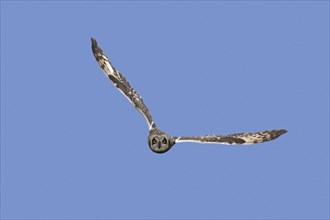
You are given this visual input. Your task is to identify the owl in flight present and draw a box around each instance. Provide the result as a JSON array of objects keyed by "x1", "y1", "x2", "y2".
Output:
[{"x1": 91, "y1": 38, "x2": 287, "y2": 154}]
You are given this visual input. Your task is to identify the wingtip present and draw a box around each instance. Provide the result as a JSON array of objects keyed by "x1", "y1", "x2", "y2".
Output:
[
  {"x1": 279, "y1": 129, "x2": 288, "y2": 135},
  {"x1": 91, "y1": 37, "x2": 97, "y2": 48},
  {"x1": 273, "y1": 129, "x2": 288, "y2": 139}
]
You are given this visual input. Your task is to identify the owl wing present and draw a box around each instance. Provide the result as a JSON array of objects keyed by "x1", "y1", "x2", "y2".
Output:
[
  {"x1": 91, "y1": 38, "x2": 155, "y2": 129},
  {"x1": 174, "y1": 129, "x2": 287, "y2": 145}
]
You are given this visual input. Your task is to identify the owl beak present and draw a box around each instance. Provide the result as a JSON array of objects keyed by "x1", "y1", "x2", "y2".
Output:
[{"x1": 157, "y1": 142, "x2": 162, "y2": 149}]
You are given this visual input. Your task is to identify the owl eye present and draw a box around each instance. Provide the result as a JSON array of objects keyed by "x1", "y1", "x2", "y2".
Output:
[
  {"x1": 152, "y1": 139, "x2": 157, "y2": 145},
  {"x1": 162, "y1": 138, "x2": 167, "y2": 144}
]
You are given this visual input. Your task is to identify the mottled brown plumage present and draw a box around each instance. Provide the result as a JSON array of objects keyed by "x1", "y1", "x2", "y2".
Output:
[{"x1": 91, "y1": 37, "x2": 287, "y2": 154}]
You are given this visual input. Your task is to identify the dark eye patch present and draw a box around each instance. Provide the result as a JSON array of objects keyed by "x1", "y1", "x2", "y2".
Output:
[
  {"x1": 152, "y1": 139, "x2": 157, "y2": 145},
  {"x1": 162, "y1": 138, "x2": 167, "y2": 144}
]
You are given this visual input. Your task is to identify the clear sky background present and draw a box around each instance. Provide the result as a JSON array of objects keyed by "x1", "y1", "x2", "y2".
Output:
[{"x1": 1, "y1": 1, "x2": 329, "y2": 219}]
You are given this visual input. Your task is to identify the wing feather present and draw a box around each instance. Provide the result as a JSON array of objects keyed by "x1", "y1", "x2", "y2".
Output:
[
  {"x1": 91, "y1": 38, "x2": 155, "y2": 129},
  {"x1": 174, "y1": 129, "x2": 287, "y2": 145}
]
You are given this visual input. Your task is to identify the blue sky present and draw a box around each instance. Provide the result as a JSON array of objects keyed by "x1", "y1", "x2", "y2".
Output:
[{"x1": 1, "y1": 1, "x2": 329, "y2": 219}]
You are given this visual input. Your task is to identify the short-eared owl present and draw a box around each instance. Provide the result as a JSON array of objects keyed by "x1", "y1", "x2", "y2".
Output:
[{"x1": 91, "y1": 38, "x2": 287, "y2": 154}]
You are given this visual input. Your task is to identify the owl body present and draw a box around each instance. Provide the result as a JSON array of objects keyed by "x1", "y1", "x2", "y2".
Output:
[
  {"x1": 148, "y1": 127, "x2": 175, "y2": 153},
  {"x1": 91, "y1": 38, "x2": 287, "y2": 154}
]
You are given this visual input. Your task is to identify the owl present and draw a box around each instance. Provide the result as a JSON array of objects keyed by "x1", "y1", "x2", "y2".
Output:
[{"x1": 91, "y1": 38, "x2": 287, "y2": 154}]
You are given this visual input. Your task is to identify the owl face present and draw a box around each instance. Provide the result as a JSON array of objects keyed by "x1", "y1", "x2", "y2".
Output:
[{"x1": 148, "y1": 134, "x2": 172, "y2": 154}]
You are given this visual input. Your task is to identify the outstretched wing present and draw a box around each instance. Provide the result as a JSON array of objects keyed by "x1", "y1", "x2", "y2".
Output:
[
  {"x1": 91, "y1": 38, "x2": 155, "y2": 129},
  {"x1": 174, "y1": 129, "x2": 287, "y2": 145}
]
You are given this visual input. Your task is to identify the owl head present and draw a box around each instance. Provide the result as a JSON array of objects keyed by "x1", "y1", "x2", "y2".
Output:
[{"x1": 148, "y1": 134, "x2": 174, "y2": 154}]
